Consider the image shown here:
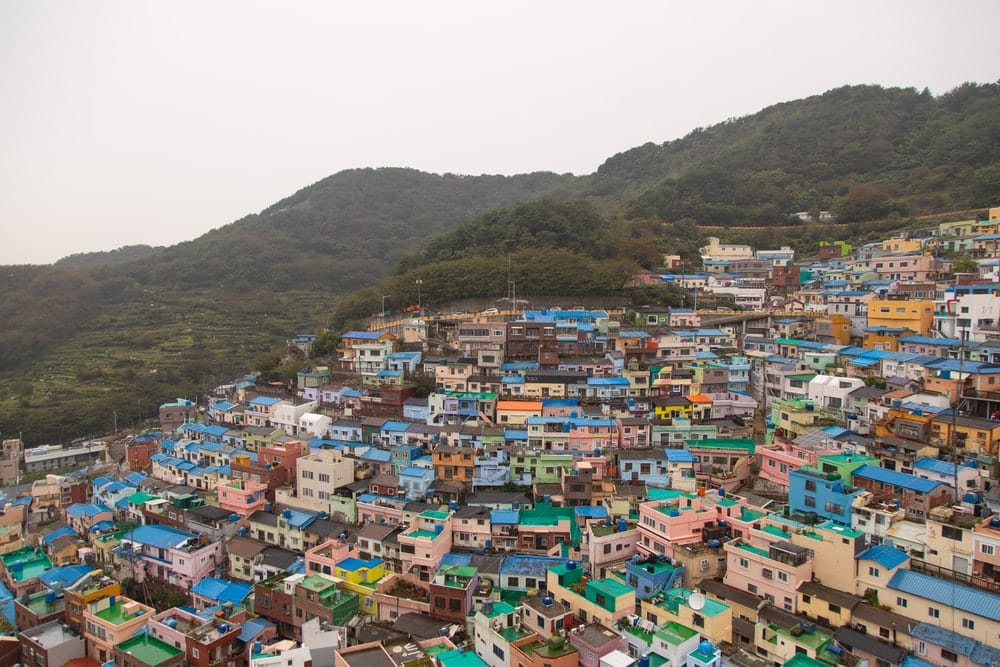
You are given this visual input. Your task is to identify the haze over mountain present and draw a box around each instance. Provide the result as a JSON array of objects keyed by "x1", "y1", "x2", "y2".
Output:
[{"x1": 2, "y1": 82, "x2": 999, "y2": 444}]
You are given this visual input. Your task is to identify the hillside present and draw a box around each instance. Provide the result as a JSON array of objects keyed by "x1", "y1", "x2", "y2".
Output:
[{"x1": 3, "y1": 83, "x2": 1000, "y2": 444}]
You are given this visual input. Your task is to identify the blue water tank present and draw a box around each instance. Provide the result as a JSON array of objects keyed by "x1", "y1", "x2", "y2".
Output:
[
  {"x1": 827, "y1": 645, "x2": 843, "y2": 655},
  {"x1": 165, "y1": 618, "x2": 178, "y2": 629},
  {"x1": 485, "y1": 539, "x2": 492, "y2": 548},
  {"x1": 282, "y1": 509, "x2": 292, "y2": 519},
  {"x1": 237, "y1": 527, "x2": 247, "y2": 537},
  {"x1": 264, "y1": 503, "x2": 272, "y2": 512},
  {"x1": 707, "y1": 539, "x2": 722, "y2": 548},
  {"x1": 218, "y1": 623, "x2": 229, "y2": 633},
  {"x1": 963, "y1": 492, "x2": 980, "y2": 504},
  {"x1": 482, "y1": 600, "x2": 494, "y2": 615},
  {"x1": 594, "y1": 448, "x2": 601, "y2": 457},
  {"x1": 542, "y1": 596, "x2": 553, "y2": 606},
  {"x1": 991, "y1": 518, "x2": 1000, "y2": 528},
  {"x1": 670, "y1": 509, "x2": 681, "y2": 517},
  {"x1": 567, "y1": 561, "x2": 577, "y2": 570},
  {"x1": 638, "y1": 655, "x2": 651, "y2": 667},
  {"x1": 617, "y1": 518, "x2": 628, "y2": 533},
  {"x1": 718, "y1": 487, "x2": 725, "y2": 497},
  {"x1": 718, "y1": 520, "x2": 727, "y2": 528},
  {"x1": 228, "y1": 513, "x2": 239, "y2": 523},
  {"x1": 434, "y1": 524, "x2": 444, "y2": 534},
  {"x1": 698, "y1": 640, "x2": 714, "y2": 655},
  {"x1": 543, "y1": 495, "x2": 551, "y2": 503},
  {"x1": 45, "y1": 591, "x2": 56, "y2": 604},
  {"x1": 449, "y1": 501, "x2": 460, "y2": 510},
  {"x1": 253, "y1": 641, "x2": 262, "y2": 653}
]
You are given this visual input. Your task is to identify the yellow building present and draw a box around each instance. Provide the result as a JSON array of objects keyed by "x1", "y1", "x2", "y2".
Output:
[
  {"x1": 786, "y1": 521, "x2": 866, "y2": 595},
  {"x1": 866, "y1": 297, "x2": 934, "y2": 337},
  {"x1": 640, "y1": 588, "x2": 733, "y2": 646},
  {"x1": 881, "y1": 237, "x2": 922, "y2": 254},
  {"x1": 335, "y1": 556, "x2": 386, "y2": 617},
  {"x1": 796, "y1": 581, "x2": 857, "y2": 628},
  {"x1": 854, "y1": 545, "x2": 1000, "y2": 645}
]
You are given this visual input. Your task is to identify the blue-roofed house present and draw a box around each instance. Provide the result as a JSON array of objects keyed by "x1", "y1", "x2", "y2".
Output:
[
  {"x1": 190, "y1": 577, "x2": 253, "y2": 611},
  {"x1": 877, "y1": 570, "x2": 1000, "y2": 642},
  {"x1": 912, "y1": 457, "x2": 979, "y2": 490},
  {"x1": 498, "y1": 554, "x2": 568, "y2": 592},
  {"x1": 398, "y1": 466, "x2": 435, "y2": 501},
  {"x1": 789, "y1": 467, "x2": 863, "y2": 526},
  {"x1": 65, "y1": 503, "x2": 114, "y2": 534},
  {"x1": 117, "y1": 524, "x2": 224, "y2": 589},
  {"x1": 38, "y1": 563, "x2": 93, "y2": 591},
  {"x1": 909, "y1": 622, "x2": 1000, "y2": 667},
  {"x1": 851, "y1": 465, "x2": 953, "y2": 521}
]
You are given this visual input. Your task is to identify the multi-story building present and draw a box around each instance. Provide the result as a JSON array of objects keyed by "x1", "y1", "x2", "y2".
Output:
[
  {"x1": 724, "y1": 539, "x2": 812, "y2": 612},
  {"x1": 82, "y1": 595, "x2": 155, "y2": 663}
]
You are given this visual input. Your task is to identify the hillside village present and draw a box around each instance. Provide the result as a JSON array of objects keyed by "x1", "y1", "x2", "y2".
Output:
[{"x1": 0, "y1": 210, "x2": 999, "y2": 667}]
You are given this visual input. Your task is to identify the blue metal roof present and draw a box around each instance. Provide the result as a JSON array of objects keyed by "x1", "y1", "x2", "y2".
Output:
[
  {"x1": 43, "y1": 525, "x2": 78, "y2": 545},
  {"x1": 191, "y1": 577, "x2": 252, "y2": 605},
  {"x1": 856, "y1": 545, "x2": 909, "y2": 570},
  {"x1": 664, "y1": 449, "x2": 696, "y2": 463},
  {"x1": 890, "y1": 570, "x2": 1000, "y2": 622},
  {"x1": 575, "y1": 506, "x2": 609, "y2": 519},
  {"x1": 238, "y1": 618, "x2": 275, "y2": 642},
  {"x1": 338, "y1": 556, "x2": 382, "y2": 571},
  {"x1": 381, "y1": 421, "x2": 411, "y2": 432},
  {"x1": 852, "y1": 465, "x2": 941, "y2": 493},
  {"x1": 898, "y1": 335, "x2": 960, "y2": 347},
  {"x1": 127, "y1": 524, "x2": 194, "y2": 550},
  {"x1": 439, "y1": 552, "x2": 473, "y2": 567},
  {"x1": 66, "y1": 503, "x2": 112, "y2": 519},
  {"x1": 499, "y1": 554, "x2": 569, "y2": 576},
  {"x1": 249, "y1": 396, "x2": 282, "y2": 406},
  {"x1": 89, "y1": 520, "x2": 117, "y2": 533},
  {"x1": 38, "y1": 564, "x2": 93, "y2": 590},
  {"x1": 360, "y1": 449, "x2": 392, "y2": 463},
  {"x1": 491, "y1": 510, "x2": 519, "y2": 524}
]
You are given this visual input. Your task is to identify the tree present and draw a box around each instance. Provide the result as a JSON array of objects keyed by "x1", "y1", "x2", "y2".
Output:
[{"x1": 952, "y1": 255, "x2": 978, "y2": 274}]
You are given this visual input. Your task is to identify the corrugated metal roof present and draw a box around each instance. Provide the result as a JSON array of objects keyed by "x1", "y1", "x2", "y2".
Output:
[
  {"x1": 888, "y1": 570, "x2": 1000, "y2": 622},
  {"x1": 856, "y1": 545, "x2": 909, "y2": 570},
  {"x1": 852, "y1": 465, "x2": 941, "y2": 493}
]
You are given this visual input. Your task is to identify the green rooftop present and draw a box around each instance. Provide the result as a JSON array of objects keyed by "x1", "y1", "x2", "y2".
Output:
[
  {"x1": 737, "y1": 543, "x2": 770, "y2": 558},
  {"x1": 647, "y1": 489, "x2": 684, "y2": 501},
  {"x1": 406, "y1": 529, "x2": 440, "y2": 540},
  {"x1": 816, "y1": 520, "x2": 863, "y2": 539},
  {"x1": 656, "y1": 621, "x2": 698, "y2": 646},
  {"x1": 300, "y1": 574, "x2": 337, "y2": 592},
  {"x1": 519, "y1": 637, "x2": 576, "y2": 659},
  {"x1": 421, "y1": 510, "x2": 451, "y2": 520},
  {"x1": 438, "y1": 648, "x2": 489, "y2": 667},
  {"x1": 95, "y1": 600, "x2": 149, "y2": 626},
  {"x1": 783, "y1": 655, "x2": 831, "y2": 667},
  {"x1": 483, "y1": 601, "x2": 517, "y2": 618},
  {"x1": 685, "y1": 438, "x2": 755, "y2": 454},
  {"x1": 653, "y1": 588, "x2": 730, "y2": 618},
  {"x1": 0, "y1": 547, "x2": 52, "y2": 582},
  {"x1": 126, "y1": 491, "x2": 159, "y2": 505},
  {"x1": 740, "y1": 507, "x2": 766, "y2": 522},
  {"x1": 769, "y1": 622, "x2": 832, "y2": 651},
  {"x1": 115, "y1": 634, "x2": 183, "y2": 666},
  {"x1": 588, "y1": 577, "x2": 633, "y2": 599}
]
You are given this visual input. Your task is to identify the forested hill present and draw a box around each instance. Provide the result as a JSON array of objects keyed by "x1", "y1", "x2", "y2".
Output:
[{"x1": 588, "y1": 83, "x2": 1000, "y2": 224}]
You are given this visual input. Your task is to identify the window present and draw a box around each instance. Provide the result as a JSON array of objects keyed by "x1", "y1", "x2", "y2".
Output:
[
  {"x1": 962, "y1": 618, "x2": 975, "y2": 630},
  {"x1": 982, "y1": 543, "x2": 995, "y2": 556},
  {"x1": 804, "y1": 480, "x2": 817, "y2": 492},
  {"x1": 868, "y1": 566, "x2": 879, "y2": 578},
  {"x1": 192, "y1": 648, "x2": 200, "y2": 659},
  {"x1": 493, "y1": 645, "x2": 505, "y2": 660},
  {"x1": 747, "y1": 583, "x2": 758, "y2": 594},
  {"x1": 318, "y1": 473, "x2": 330, "y2": 483},
  {"x1": 896, "y1": 597, "x2": 907, "y2": 608},
  {"x1": 828, "y1": 604, "x2": 841, "y2": 614},
  {"x1": 777, "y1": 571, "x2": 789, "y2": 583},
  {"x1": 693, "y1": 614, "x2": 704, "y2": 627},
  {"x1": 738, "y1": 557, "x2": 749, "y2": 570},
  {"x1": 804, "y1": 496, "x2": 816, "y2": 507},
  {"x1": 879, "y1": 627, "x2": 890, "y2": 639},
  {"x1": 918, "y1": 641, "x2": 926, "y2": 655},
  {"x1": 941, "y1": 525, "x2": 963, "y2": 541},
  {"x1": 928, "y1": 607, "x2": 940, "y2": 619},
  {"x1": 941, "y1": 649, "x2": 958, "y2": 663}
]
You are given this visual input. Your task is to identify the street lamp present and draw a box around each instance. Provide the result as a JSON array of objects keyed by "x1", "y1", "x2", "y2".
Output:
[
  {"x1": 112, "y1": 410, "x2": 118, "y2": 436},
  {"x1": 381, "y1": 295, "x2": 391, "y2": 318},
  {"x1": 415, "y1": 280, "x2": 423, "y2": 315}
]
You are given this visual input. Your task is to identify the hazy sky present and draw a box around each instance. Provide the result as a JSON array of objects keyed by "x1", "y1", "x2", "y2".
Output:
[{"x1": 1, "y1": 1, "x2": 998, "y2": 265}]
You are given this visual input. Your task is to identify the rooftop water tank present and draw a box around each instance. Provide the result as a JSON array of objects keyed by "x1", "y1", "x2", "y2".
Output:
[
  {"x1": 434, "y1": 524, "x2": 444, "y2": 534},
  {"x1": 542, "y1": 596, "x2": 554, "y2": 606},
  {"x1": 449, "y1": 501, "x2": 460, "y2": 510},
  {"x1": 165, "y1": 618, "x2": 178, "y2": 629},
  {"x1": 698, "y1": 640, "x2": 715, "y2": 655},
  {"x1": 638, "y1": 654, "x2": 651, "y2": 667},
  {"x1": 228, "y1": 513, "x2": 239, "y2": 523},
  {"x1": 670, "y1": 509, "x2": 681, "y2": 517},
  {"x1": 282, "y1": 509, "x2": 292, "y2": 519},
  {"x1": 567, "y1": 561, "x2": 577, "y2": 570},
  {"x1": 617, "y1": 518, "x2": 628, "y2": 533}
]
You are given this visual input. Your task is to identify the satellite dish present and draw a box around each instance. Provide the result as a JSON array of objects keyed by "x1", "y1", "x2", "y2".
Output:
[{"x1": 688, "y1": 589, "x2": 706, "y2": 611}]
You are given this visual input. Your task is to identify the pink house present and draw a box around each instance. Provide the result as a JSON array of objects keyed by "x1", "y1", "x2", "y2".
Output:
[
  {"x1": 218, "y1": 478, "x2": 268, "y2": 519},
  {"x1": 452, "y1": 506, "x2": 493, "y2": 550},
  {"x1": 972, "y1": 516, "x2": 1000, "y2": 581},
  {"x1": 305, "y1": 537, "x2": 354, "y2": 577},
  {"x1": 585, "y1": 520, "x2": 638, "y2": 578},
  {"x1": 118, "y1": 525, "x2": 223, "y2": 590},
  {"x1": 637, "y1": 491, "x2": 723, "y2": 558},
  {"x1": 757, "y1": 441, "x2": 840, "y2": 490},
  {"x1": 723, "y1": 539, "x2": 812, "y2": 613},
  {"x1": 356, "y1": 495, "x2": 406, "y2": 526},
  {"x1": 568, "y1": 622, "x2": 628, "y2": 667},
  {"x1": 399, "y1": 510, "x2": 453, "y2": 581},
  {"x1": 373, "y1": 573, "x2": 431, "y2": 622}
]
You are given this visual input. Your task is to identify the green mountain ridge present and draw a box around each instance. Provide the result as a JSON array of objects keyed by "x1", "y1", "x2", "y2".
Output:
[{"x1": 3, "y1": 82, "x2": 999, "y2": 444}]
